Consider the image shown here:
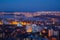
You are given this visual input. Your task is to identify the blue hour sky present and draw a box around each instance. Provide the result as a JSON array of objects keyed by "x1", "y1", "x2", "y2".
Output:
[{"x1": 0, "y1": 0, "x2": 60, "y2": 12}]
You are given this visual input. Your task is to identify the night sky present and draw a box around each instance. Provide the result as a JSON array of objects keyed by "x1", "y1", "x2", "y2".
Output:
[{"x1": 0, "y1": 0, "x2": 60, "y2": 12}]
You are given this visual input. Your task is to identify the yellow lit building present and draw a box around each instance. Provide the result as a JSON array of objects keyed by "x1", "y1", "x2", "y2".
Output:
[
  {"x1": 0, "y1": 21, "x2": 3, "y2": 25},
  {"x1": 10, "y1": 21, "x2": 18, "y2": 25},
  {"x1": 20, "y1": 21, "x2": 30, "y2": 26}
]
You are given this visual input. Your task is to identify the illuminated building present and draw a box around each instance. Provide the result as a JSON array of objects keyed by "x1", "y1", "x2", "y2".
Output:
[
  {"x1": 0, "y1": 20, "x2": 3, "y2": 25},
  {"x1": 26, "y1": 24, "x2": 32, "y2": 32}
]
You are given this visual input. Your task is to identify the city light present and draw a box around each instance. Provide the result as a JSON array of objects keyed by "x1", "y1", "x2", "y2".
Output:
[
  {"x1": 0, "y1": 21, "x2": 3, "y2": 25},
  {"x1": 10, "y1": 21, "x2": 18, "y2": 25},
  {"x1": 0, "y1": 12, "x2": 60, "y2": 40}
]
